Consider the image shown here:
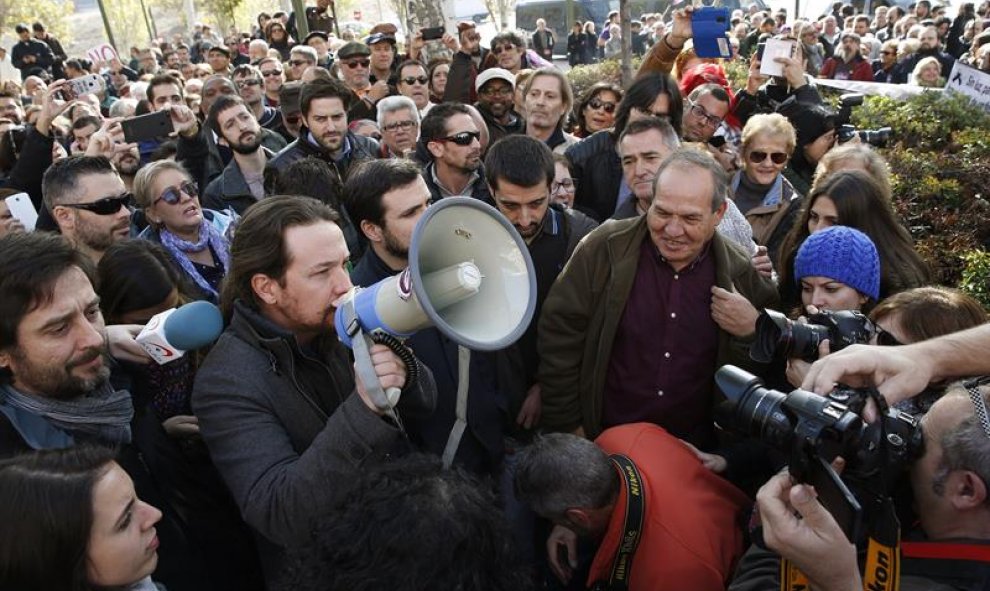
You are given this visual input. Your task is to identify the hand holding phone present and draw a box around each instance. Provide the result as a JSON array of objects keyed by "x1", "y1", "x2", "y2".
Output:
[
  {"x1": 692, "y1": 7, "x2": 731, "y2": 58},
  {"x1": 4, "y1": 193, "x2": 38, "y2": 231},
  {"x1": 121, "y1": 110, "x2": 175, "y2": 143},
  {"x1": 421, "y1": 26, "x2": 445, "y2": 41}
]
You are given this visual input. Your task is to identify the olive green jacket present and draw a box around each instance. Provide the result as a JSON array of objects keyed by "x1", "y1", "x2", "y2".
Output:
[{"x1": 537, "y1": 216, "x2": 780, "y2": 437}]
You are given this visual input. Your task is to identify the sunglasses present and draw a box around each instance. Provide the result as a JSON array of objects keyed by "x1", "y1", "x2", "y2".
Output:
[
  {"x1": 747, "y1": 150, "x2": 789, "y2": 164},
  {"x1": 284, "y1": 114, "x2": 301, "y2": 125},
  {"x1": 875, "y1": 326, "x2": 903, "y2": 347},
  {"x1": 61, "y1": 193, "x2": 133, "y2": 215},
  {"x1": 436, "y1": 131, "x2": 480, "y2": 146},
  {"x1": 344, "y1": 59, "x2": 371, "y2": 69},
  {"x1": 235, "y1": 79, "x2": 262, "y2": 88},
  {"x1": 588, "y1": 97, "x2": 617, "y2": 113},
  {"x1": 492, "y1": 44, "x2": 518, "y2": 55},
  {"x1": 401, "y1": 76, "x2": 429, "y2": 85},
  {"x1": 289, "y1": 59, "x2": 313, "y2": 67},
  {"x1": 154, "y1": 181, "x2": 198, "y2": 206},
  {"x1": 261, "y1": 69, "x2": 283, "y2": 77}
]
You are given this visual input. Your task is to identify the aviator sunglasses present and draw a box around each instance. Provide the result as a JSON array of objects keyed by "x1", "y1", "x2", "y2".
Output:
[
  {"x1": 747, "y1": 151, "x2": 789, "y2": 165},
  {"x1": 588, "y1": 97, "x2": 617, "y2": 113}
]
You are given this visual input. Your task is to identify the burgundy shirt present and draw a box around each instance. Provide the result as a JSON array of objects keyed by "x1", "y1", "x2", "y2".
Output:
[{"x1": 602, "y1": 239, "x2": 720, "y2": 447}]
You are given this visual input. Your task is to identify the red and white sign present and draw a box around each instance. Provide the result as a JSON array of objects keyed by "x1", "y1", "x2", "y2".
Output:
[{"x1": 86, "y1": 43, "x2": 119, "y2": 65}]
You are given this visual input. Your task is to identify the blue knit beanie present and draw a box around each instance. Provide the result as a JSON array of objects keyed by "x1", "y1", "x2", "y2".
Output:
[{"x1": 794, "y1": 226, "x2": 881, "y2": 300}]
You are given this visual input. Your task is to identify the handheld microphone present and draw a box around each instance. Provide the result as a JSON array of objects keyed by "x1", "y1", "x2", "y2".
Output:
[{"x1": 136, "y1": 301, "x2": 224, "y2": 364}]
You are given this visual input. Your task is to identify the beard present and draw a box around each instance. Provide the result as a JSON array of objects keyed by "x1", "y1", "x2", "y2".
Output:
[
  {"x1": 229, "y1": 130, "x2": 263, "y2": 154},
  {"x1": 74, "y1": 212, "x2": 129, "y2": 254},
  {"x1": 382, "y1": 227, "x2": 409, "y2": 261},
  {"x1": 9, "y1": 343, "x2": 111, "y2": 401},
  {"x1": 114, "y1": 154, "x2": 140, "y2": 175}
]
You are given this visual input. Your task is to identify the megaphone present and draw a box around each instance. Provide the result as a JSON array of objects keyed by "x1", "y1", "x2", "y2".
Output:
[{"x1": 334, "y1": 197, "x2": 537, "y2": 406}]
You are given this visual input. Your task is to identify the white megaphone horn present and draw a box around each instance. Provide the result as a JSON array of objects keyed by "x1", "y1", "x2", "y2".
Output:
[{"x1": 334, "y1": 197, "x2": 538, "y2": 410}]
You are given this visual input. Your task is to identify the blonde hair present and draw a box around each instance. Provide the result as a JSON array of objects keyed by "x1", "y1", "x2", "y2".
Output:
[
  {"x1": 740, "y1": 113, "x2": 797, "y2": 155},
  {"x1": 911, "y1": 55, "x2": 943, "y2": 86},
  {"x1": 812, "y1": 144, "x2": 893, "y2": 198},
  {"x1": 132, "y1": 160, "x2": 192, "y2": 210}
]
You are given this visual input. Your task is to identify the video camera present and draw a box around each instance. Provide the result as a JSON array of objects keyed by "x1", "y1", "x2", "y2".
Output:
[
  {"x1": 750, "y1": 308, "x2": 875, "y2": 364},
  {"x1": 835, "y1": 93, "x2": 892, "y2": 147},
  {"x1": 715, "y1": 365, "x2": 923, "y2": 540}
]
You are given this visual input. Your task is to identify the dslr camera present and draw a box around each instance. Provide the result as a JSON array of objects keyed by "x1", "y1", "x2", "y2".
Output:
[
  {"x1": 836, "y1": 93, "x2": 892, "y2": 147},
  {"x1": 715, "y1": 365, "x2": 923, "y2": 539},
  {"x1": 750, "y1": 308, "x2": 875, "y2": 364}
]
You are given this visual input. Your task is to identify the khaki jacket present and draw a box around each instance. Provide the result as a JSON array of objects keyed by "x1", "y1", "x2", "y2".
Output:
[{"x1": 537, "y1": 216, "x2": 780, "y2": 437}]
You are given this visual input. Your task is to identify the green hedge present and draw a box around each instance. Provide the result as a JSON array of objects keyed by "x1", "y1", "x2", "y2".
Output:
[{"x1": 566, "y1": 61, "x2": 990, "y2": 302}]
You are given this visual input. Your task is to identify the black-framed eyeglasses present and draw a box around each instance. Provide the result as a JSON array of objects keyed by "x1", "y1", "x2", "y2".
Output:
[
  {"x1": 436, "y1": 131, "x2": 480, "y2": 146},
  {"x1": 551, "y1": 178, "x2": 577, "y2": 193},
  {"x1": 383, "y1": 119, "x2": 417, "y2": 132},
  {"x1": 479, "y1": 85, "x2": 513, "y2": 97},
  {"x1": 687, "y1": 101, "x2": 724, "y2": 128},
  {"x1": 60, "y1": 193, "x2": 134, "y2": 215},
  {"x1": 343, "y1": 59, "x2": 371, "y2": 69},
  {"x1": 153, "y1": 181, "x2": 198, "y2": 206},
  {"x1": 235, "y1": 79, "x2": 262, "y2": 88},
  {"x1": 588, "y1": 97, "x2": 617, "y2": 113},
  {"x1": 875, "y1": 325, "x2": 903, "y2": 347},
  {"x1": 401, "y1": 76, "x2": 429, "y2": 85},
  {"x1": 747, "y1": 150, "x2": 789, "y2": 164}
]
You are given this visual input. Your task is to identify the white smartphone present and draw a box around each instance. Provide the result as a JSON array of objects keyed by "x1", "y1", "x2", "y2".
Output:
[
  {"x1": 66, "y1": 73, "x2": 104, "y2": 99},
  {"x1": 4, "y1": 193, "x2": 38, "y2": 231},
  {"x1": 759, "y1": 38, "x2": 797, "y2": 78}
]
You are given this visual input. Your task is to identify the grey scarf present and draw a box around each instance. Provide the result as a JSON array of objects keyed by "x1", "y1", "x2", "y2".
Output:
[{"x1": 1, "y1": 381, "x2": 133, "y2": 445}]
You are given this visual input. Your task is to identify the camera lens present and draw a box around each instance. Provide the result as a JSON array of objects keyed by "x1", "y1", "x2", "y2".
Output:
[
  {"x1": 715, "y1": 365, "x2": 794, "y2": 448},
  {"x1": 751, "y1": 309, "x2": 830, "y2": 363}
]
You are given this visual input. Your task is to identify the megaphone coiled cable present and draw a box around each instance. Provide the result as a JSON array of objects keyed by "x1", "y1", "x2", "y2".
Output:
[{"x1": 369, "y1": 332, "x2": 419, "y2": 396}]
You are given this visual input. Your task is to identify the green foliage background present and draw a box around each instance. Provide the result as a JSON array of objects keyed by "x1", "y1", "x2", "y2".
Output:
[{"x1": 566, "y1": 61, "x2": 990, "y2": 307}]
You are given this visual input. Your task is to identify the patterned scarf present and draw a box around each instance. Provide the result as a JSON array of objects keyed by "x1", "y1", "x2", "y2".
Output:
[
  {"x1": 159, "y1": 219, "x2": 231, "y2": 300},
  {"x1": 1, "y1": 381, "x2": 133, "y2": 445}
]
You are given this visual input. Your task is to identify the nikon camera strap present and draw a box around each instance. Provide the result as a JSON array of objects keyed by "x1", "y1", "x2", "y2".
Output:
[{"x1": 600, "y1": 454, "x2": 646, "y2": 591}]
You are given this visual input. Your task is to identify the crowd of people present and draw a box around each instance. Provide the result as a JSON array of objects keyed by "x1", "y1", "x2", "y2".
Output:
[{"x1": 1, "y1": 1, "x2": 990, "y2": 590}]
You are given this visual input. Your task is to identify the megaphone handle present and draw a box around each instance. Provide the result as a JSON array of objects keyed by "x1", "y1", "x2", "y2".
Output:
[{"x1": 352, "y1": 329, "x2": 398, "y2": 412}]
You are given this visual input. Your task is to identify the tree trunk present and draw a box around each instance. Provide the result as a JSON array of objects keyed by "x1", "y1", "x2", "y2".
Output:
[{"x1": 620, "y1": 0, "x2": 632, "y2": 87}]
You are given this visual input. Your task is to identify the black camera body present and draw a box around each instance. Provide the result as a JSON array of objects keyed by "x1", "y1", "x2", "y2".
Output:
[
  {"x1": 715, "y1": 365, "x2": 923, "y2": 539},
  {"x1": 751, "y1": 308, "x2": 875, "y2": 364},
  {"x1": 835, "y1": 93, "x2": 892, "y2": 147}
]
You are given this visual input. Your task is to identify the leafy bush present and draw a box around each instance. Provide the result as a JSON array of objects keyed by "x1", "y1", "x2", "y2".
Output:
[
  {"x1": 567, "y1": 58, "x2": 641, "y2": 100},
  {"x1": 822, "y1": 89, "x2": 990, "y2": 291},
  {"x1": 960, "y1": 250, "x2": 990, "y2": 309}
]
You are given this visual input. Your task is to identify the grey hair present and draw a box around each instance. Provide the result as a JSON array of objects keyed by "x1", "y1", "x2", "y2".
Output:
[
  {"x1": 652, "y1": 147, "x2": 728, "y2": 212},
  {"x1": 931, "y1": 383, "x2": 990, "y2": 507},
  {"x1": 290, "y1": 45, "x2": 318, "y2": 63},
  {"x1": 513, "y1": 433, "x2": 619, "y2": 521},
  {"x1": 376, "y1": 95, "x2": 420, "y2": 129}
]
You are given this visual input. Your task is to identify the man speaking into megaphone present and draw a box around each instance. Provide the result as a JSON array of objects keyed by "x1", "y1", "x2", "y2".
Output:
[
  {"x1": 346, "y1": 159, "x2": 532, "y2": 474},
  {"x1": 191, "y1": 196, "x2": 437, "y2": 584}
]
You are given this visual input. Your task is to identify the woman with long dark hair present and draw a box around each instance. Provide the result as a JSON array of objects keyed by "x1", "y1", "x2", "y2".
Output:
[
  {"x1": 777, "y1": 170, "x2": 930, "y2": 310},
  {"x1": 0, "y1": 446, "x2": 164, "y2": 591}
]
